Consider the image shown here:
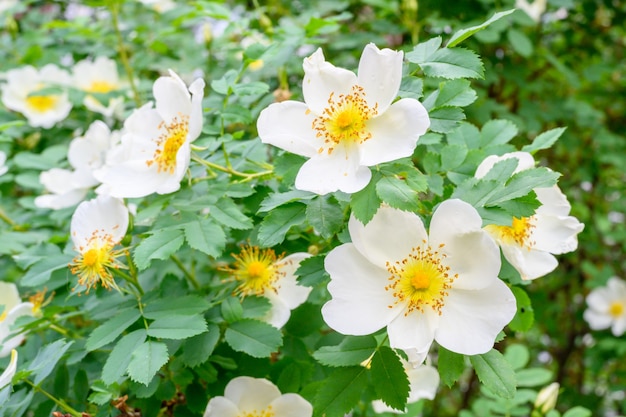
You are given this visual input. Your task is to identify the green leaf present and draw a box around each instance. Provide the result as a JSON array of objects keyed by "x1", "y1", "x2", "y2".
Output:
[
  {"x1": 563, "y1": 407, "x2": 592, "y2": 417},
  {"x1": 224, "y1": 319, "x2": 283, "y2": 358},
  {"x1": 233, "y1": 81, "x2": 269, "y2": 96},
  {"x1": 438, "y1": 346, "x2": 466, "y2": 387},
  {"x1": 447, "y1": 9, "x2": 516, "y2": 47},
  {"x1": 181, "y1": 324, "x2": 220, "y2": 368},
  {"x1": 429, "y1": 107, "x2": 466, "y2": 133},
  {"x1": 258, "y1": 190, "x2": 315, "y2": 212},
  {"x1": 102, "y1": 330, "x2": 147, "y2": 385},
  {"x1": 480, "y1": 119, "x2": 519, "y2": 146},
  {"x1": 497, "y1": 193, "x2": 540, "y2": 218},
  {"x1": 480, "y1": 158, "x2": 519, "y2": 182},
  {"x1": 470, "y1": 349, "x2": 517, "y2": 398},
  {"x1": 295, "y1": 255, "x2": 328, "y2": 287},
  {"x1": 522, "y1": 127, "x2": 567, "y2": 153},
  {"x1": 257, "y1": 203, "x2": 307, "y2": 247},
  {"x1": 86, "y1": 308, "x2": 141, "y2": 351},
  {"x1": 509, "y1": 286, "x2": 534, "y2": 332},
  {"x1": 313, "y1": 336, "x2": 377, "y2": 367},
  {"x1": 183, "y1": 218, "x2": 226, "y2": 257},
  {"x1": 350, "y1": 176, "x2": 381, "y2": 225},
  {"x1": 21, "y1": 253, "x2": 74, "y2": 287},
  {"x1": 142, "y1": 295, "x2": 210, "y2": 320},
  {"x1": 405, "y1": 36, "x2": 442, "y2": 63},
  {"x1": 440, "y1": 144, "x2": 468, "y2": 171},
  {"x1": 516, "y1": 368, "x2": 553, "y2": 387},
  {"x1": 133, "y1": 229, "x2": 185, "y2": 270},
  {"x1": 486, "y1": 168, "x2": 560, "y2": 205},
  {"x1": 147, "y1": 315, "x2": 207, "y2": 340},
  {"x1": 370, "y1": 347, "x2": 409, "y2": 411},
  {"x1": 127, "y1": 341, "x2": 169, "y2": 386},
  {"x1": 221, "y1": 296, "x2": 244, "y2": 322},
  {"x1": 210, "y1": 197, "x2": 253, "y2": 230},
  {"x1": 398, "y1": 76, "x2": 424, "y2": 100},
  {"x1": 28, "y1": 340, "x2": 73, "y2": 385},
  {"x1": 434, "y1": 79, "x2": 477, "y2": 108},
  {"x1": 504, "y1": 344, "x2": 530, "y2": 371},
  {"x1": 507, "y1": 28, "x2": 533, "y2": 57},
  {"x1": 306, "y1": 196, "x2": 344, "y2": 239},
  {"x1": 417, "y1": 48, "x2": 484, "y2": 79},
  {"x1": 314, "y1": 366, "x2": 369, "y2": 417},
  {"x1": 376, "y1": 176, "x2": 421, "y2": 212}
]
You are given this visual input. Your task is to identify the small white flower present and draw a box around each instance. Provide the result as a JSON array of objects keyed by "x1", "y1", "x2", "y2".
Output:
[
  {"x1": 583, "y1": 277, "x2": 626, "y2": 336},
  {"x1": 203, "y1": 376, "x2": 313, "y2": 417},
  {"x1": 0, "y1": 151, "x2": 8, "y2": 177},
  {"x1": 476, "y1": 152, "x2": 584, "y2": 281},
  {"x1": 73, "y1": 56, "x2": 125, "y2": 118},
  {"x1": 515, "y1": 0, "x2": 547, "y2": 23},
  {"x1": 94, "y1": 70, "x2": 205, "y2": 198},
  {"x1": 0, "y1": 282, "x2": 34, "y2": 358},
  {"x1": 69, "y1": 195, "x2": 129, "y2": 293},
  {"x1": 224, "y1": 246, "x2": 312, "y2": 329},
  {"x1": 0, "y1": 349, "x2": 18, "y2": 389},
  {"x1": 322, "y1": 200, "x2": 516, "y2": 356},
  {"x1": 1, "y1": 64, "x2": 72, "y2": 128},
  {"x1": 257, "y1": 43, "x2": 430, "y2": 195},
  {"x1": 372, "y1": 360, "x2": 439, "y2": 414}
]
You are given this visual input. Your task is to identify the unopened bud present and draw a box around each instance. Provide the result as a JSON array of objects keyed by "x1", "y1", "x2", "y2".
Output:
[{"x1": 534, "y1": 382, "x2": 559, "y2": 414}]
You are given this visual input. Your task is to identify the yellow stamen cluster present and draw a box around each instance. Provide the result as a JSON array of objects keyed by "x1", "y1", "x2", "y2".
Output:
[
  {"x1": 146, "y1": 115, "x2": 190, "y2": 174},
  {"x1": 385, "y1": 242, "x2": 457, "y2": 315},
  {"x1": 486, "y1": 216, "x2": 536, "y2": 249},
  {"x1": 238, "y1": 406, "x2": 275, "y2": 417},
  {"x1": 28, "y1": 288, "x2": 53, "y2": 316},
  {"x1": 69, "y1": 231, "x2": 126, "y2": 293},
  {"x1": 225, "y1": 246, "x2": 284, "y2": 297},
  {"x1": 26, "y1": 94, "x2": 58, "y2": 113},
  {"x1": 608, "y1": 301, "x2": 624, "y2": 318},
  {"x1": 87, "y1": 80, "x2": 116, "y2": 94},
  {"x1": 311, "y1": 85, "x2": 378, "y2": 154}
]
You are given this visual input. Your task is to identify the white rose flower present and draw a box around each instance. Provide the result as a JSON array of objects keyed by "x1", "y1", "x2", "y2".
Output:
[
  {"x1": 0, "y1": 282, "x2": 34, "y2": 358},
  {"x1": 73, "y1": 56, "x2": 125, "y2": 118},
  {"x1": 583, "y1": 277, "x2": 626, "y2": 336}
]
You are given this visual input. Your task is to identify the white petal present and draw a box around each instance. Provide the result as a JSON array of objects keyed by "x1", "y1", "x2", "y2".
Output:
[
  {"x1": 263, "y1": 294, "x2": 292, "y2": 329},
  {"x1": 407, "y1": 364, "x2": 440, "y2": 402},
  {"x1": 387, "y1": 309, "x2": 437, "y2": 352},
  {"x1": 95, "y1": 162, "x2": 174, "y2": 198},
  {"x1": 295, "y1": 146, "x2": 371, "y2": 195},
  {"x1": 0, "y1": 350, "x2": 18, "y2": 389},
  {"x1": 0, "y1": 283, "x2": 20, "y2": 312},
  {"x1": 322, "y1": 244, "x2": 400, "y2": 335},
  {"x1": 224, "y1": 376, "x2": 280, "y2": 411},
  {"x1": 585, "y1": 287, "x2": 612, "y2": 312},
  {"x1": 257, "y1": 101, "x2": 320, "y2": 157},
  {"x1": 203, "y1": 396, "x2": 239, "y2": 417},
  {"x1": 349, "y1": 205, "x2": 427, "y2": 268},
  {"x1": 359, "y1": 99, "x2": 429, "y2": 166},
  {"x1": 153, "y1": 71, "x2": 192, "y2": 124},
  {"x1": 430, "y1": 199, "x2": 500, "y2": 290},
  {"x1": 500, "y1": 244, "x2": 558, "y2": 281},
  {"x1": 532, "y1": 212, "x2": 583, "y2": 254},
  {"x1": 607, "y1": 277, "x2": 626, "y2": 295},
  {"x1": 70, "y1": 195, "x2": 129, "y2": 248},
  {"x1": 187, "y1": 77, "x2": 205, "y2": 142},
  {"x1": 583, "y1": 309, "x2": 611, "y2": 330},
  {"x1": 357, "y1": 43, "x2": 403, "y2": 113},
  {"x1": 535, "y1": 186, "x2": 572, "y2": 217},
  {"x1": 34, "y1": 189, "x2": 88, "y2": 210},
  {"x1": 436, "y1": 280, "x2": 516, "y2": 355},
  {"x1": 302, "y1": 48, "x2": 358, "y2": 115},
  {"x1": 270, "y1": 393, "x2": 313, "y2": 417},
  {"x1": 611, "y1": 317, "x2": 626, "y2": 336},
  {"x1": 475, "y1": 151, "x2": 535, "y2": 179},
  {"x1": 274, "y1": 253, "x2": 313, "y2": 309}
]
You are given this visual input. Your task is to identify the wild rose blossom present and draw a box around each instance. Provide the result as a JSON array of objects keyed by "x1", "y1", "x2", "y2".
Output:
[
  {"x1": 0, "y1": 282, "x2": 35, "y2": 358},
  {"x1": 583, "y1": 277, "x2": 626, "y2": 336}
]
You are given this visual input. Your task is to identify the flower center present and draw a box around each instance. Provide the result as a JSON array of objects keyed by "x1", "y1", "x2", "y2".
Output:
[
  {"x1": 225, "y1": 246, "x2": 284, "y2": 297},
  {"x1": 238, "y1": 406, "x2": 275, "y2": 417},
  {"x1": 69, "y1": 233, "x2": 126, "y2": 293},
  {"x1": 485, "y1": 216, "x2": 536, "y2": 248},
  {"x1": 87, "y1": 80, "x2": 116, "y2": 94},
  {"x1": 146, "y1": 115, "x2": 189, "y2": 174},
  {"x1": 609, "y1": 301, "x2": 624, "y2": 318},
  {"x1": 385, "y1": 243, "x2": 457, "y2": 315},
  {"x1": 28, "y1": 288, "x2": 51, "y2": 316},
  {"x1": 311, "y1": 85, "x2": 378, "y2": 154},
  {"x1": 26, "y1": 95, "x2": 59, "y2": 113}
]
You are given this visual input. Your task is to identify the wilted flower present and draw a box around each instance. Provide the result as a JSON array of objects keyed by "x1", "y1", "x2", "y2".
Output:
[
  {"x1": 0, "y1": 350, "x2": 18, "y2": 389},
  {"x1": 69, "y1": 196, "x2": 129, "y2": 293},
  {"x1": 203, "y1": 376, "x2": 312, "y2": 417},
  {"x1": 1, "y1": 64, "x2": 72, "y2": 128},
  {"x1": 224, "y1": 246, "x2": 311, "y2": 328},
  {"x1": 583, "y1": 277, "x2": 626, "y2": 336},
  {"x1": 475, "y1": 152, "x2": 584, "y2": 281},
  {"x1": 0, "y1": 282, "x2": 35, "y2": 357},
  {"x1": 322, "y1": 200, "x2": 516, "y2": 355},
  {"x1": 372, "y1": 360, "x2": 439, "y2": 414},
  {"x1": 94, "y1": 70, "x2": 204, "y2": 198},
  {"x1": 73, "y1": 56, "x2": 125, "y2": 118},
  {"x1": 257, "y1": 43, "x2": 430, "y2": 195}
]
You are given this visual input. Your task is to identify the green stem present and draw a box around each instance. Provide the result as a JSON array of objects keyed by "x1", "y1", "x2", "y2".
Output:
[
  {"x1": 191, "y1": 154, "x2": 273, "y2": 182},
  {"x1": 24, "y1": 380, "x2": 83, "y2": 417},
  {"x1": 109, "y1": 2, "x2": 141, "y2": 107},
  {"x1": 115, "y1": 267, "x2": 144, "y2": 296},
  {"x1": 171, "y1": 255, "x2": 200, "y2": 290},
  {"x1": 0, "y1": 207, "x2": 15, "y2": 227}
]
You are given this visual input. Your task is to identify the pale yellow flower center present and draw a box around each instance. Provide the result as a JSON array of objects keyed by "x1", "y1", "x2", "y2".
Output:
[
  {"x1": 26, "y1": 94, "x2": 59, "y2": 113},
  {"x1": 146, "y1": 115, "x2": 189, "y2": 174},
  {"x1": 608, "y1": 301, "x2": 624, "y2": 318},
  {"x1": 0, "y1": 309, "x2": 7, "y2": 322},
  {"x1": 70, "y1": 233, "x2": 125, "y2": 293},
  {"x1": 87, "y1": 80, "x2": 116, "y2": 94},
  {"x1": 485, "y1": 216, "x2": 535, "y2": 248},
  {"x1": 225, "y1": 246, "x2": 284, "y2": 297},
  {"x1": 238, "y1": 406, "x2": 275, "y2": 417},
  {"x1": 311, "y1": 85, "x2": 378, "y2": 154},
  {"x1": 385, "y1": 243, "x2": 457, "y2": 315}
]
